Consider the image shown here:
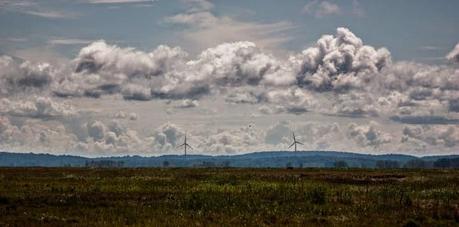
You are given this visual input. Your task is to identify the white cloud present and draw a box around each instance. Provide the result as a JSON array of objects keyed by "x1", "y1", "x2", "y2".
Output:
[
  {"x1": 165, "y1": 0, "x2": 293, "y2": 52},
  {"x1": 173, "y1": 99, "x2": 199, "y2": 108},
  {"x1": 402, "y1": 125, "x2": 459, "y2": 149},
  {"x1": 0, "y1": 96, "x2": 75, "y2": 118},
  {"x1": 446, "y1": 43, "x2": 459, "y2": 64},
  {"x1": 1, "y1": 27, "x2": 459, "y2": 155},
  {"x1": 294, "y1": 27, "x2": 391, "y2": 91},
  {"x1": 351, "y1": 0, "x2": 365, "y2": 17},
  {"x1": 2, "y1": 28, "x2": 456, "y2": 123},
  {"x1": 47, "y1": 38, "x2": 94, "y2": 46},
  {"x1": 0, "y1": 1, "x2": 77, "y2": 19},
  {"x1": 86, "y1": 0, "x2": 156, "y2": 4},
  {"x1": 303, "y1": 1, "x2": 341, "y2": 18},
  {"x1": 0, "y1": 115, "x2": 78, "y2": 153},
  {"x1": 347, "y1": 122, "x2": 392, "y2": 148},
  {"x1": 0, "y1": 56, "x2": 56, "y2": 95},
  {"x1": 23, "y1": 10, "x2": 76, "y2": 19}
]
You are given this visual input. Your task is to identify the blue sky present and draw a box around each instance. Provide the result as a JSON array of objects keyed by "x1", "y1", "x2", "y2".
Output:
[
  {"x1": 1, "y1": 0, "x2": 458, "y2": 62},
  {"x1": 0, "y1": 0, "x2": 458, "y2": 156}
]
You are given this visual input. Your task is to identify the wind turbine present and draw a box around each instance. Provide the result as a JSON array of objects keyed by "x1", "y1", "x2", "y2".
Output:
[
  {"x1": 288, "y1": 132, "x2": 304, "y2": 152},
  {"x1": 177, "y1": 134, "x2": 193, "y2": 156}
]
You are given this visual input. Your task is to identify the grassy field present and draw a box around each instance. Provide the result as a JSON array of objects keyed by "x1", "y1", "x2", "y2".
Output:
[{"x1": 1, "y1": 168, "x2": 459, "y2": 226}]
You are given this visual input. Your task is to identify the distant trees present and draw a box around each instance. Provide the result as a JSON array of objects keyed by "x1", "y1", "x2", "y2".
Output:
[
  {"x1": 376, "y1": 160, "x2": 400, "y2": 169},
  {"x1": 403, "y1": 159, "x2": 427, "y2": 169},
  {"x1": 162, "y1": 160, "x2": 170, "y2": 168},
  {"x1": 433, "y1": 158, "x2": 459, "y2": 168},
  {"x1": 375, "y1": 158, "x2": 459, "y2": 169},
  {"x1": 202, "y1": 161, "x2": 216, "y2": 167},
  {"x1": 334, "y1": 160, "x2": 349, "y2": 168},
  {"x1": 85, "y1": 160, "x2": 124, "y2": 168},
  {"x1": 222, "y1": 161, "x2": 231, "y2": 168}
]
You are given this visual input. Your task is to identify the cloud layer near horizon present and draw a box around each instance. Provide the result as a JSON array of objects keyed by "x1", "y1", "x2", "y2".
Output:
[{"x1": 0, "y1": 28, "x2": 458, "y2": 156}]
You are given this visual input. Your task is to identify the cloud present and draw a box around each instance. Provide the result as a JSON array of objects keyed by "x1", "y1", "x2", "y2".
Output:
[
  {"x1": 86, "y1": 0, "x2": 156, "y2": 4},
  {"x1": 2, "y1": 27, "x2": 457, "y2": 125},
  {"x1": 449, "y1": 100, "x2": 459, "y2": 112},
  {"x1": 260, "y1": 88, "x2": 315, "y2": 114},
  {"x1": 200, "y1": 127, "x2": 263, "y2": 154},
  {"x1": 150, "y1": 123, "x2": 185, "y2": 153},
  {"x1": 23, "y1": 10, "x2": 77, "y2": 19},
  {"x1": 402, "y1": 125, "x2": 459, "y2": 149},
  {"x1": 390, "y1": 115, "x2": 459, "y2": 125},
  {"x1": 347, "y1": 122, "x2": 392, "y2": 148},
  {"x1": 375, "y1": 61, "x2": 459, "y2": 117},
  {"x1": 165, "y1": 0, "x2": 293, "y2": 52},
  {"x1": 150, "y1": 122, "x2": 263, "y2": 155},
  {"x1": 5, "y1": 28, "x2": 388, "y2": 108},
  {"x1": 0, "y1": 1, "x2": 77, "y2": 19},
  {"x1": 225, "y1": 88, "x2": 260, "y2": 104},
  {"x1": 113, "y1": 111, "x2": 138, "y2": 120},
  {"x1": 0, "y1": 115, "x2": 78, "y2": 153},
  {"x1": 173, "y1": 99, "x2": 199, "y2": 108},
  {"x1": 265, "y1": 121, "x2": 291, "y2": 145},
  {"x1": 2, "y1": 27, "x2": 436, "y2": 120},
  {"x1": 56, "y1": 40, "x2": 189, "y2": 99},
  {"x1": 263, "y1": 121, "x2": 346, "y2": 151},
  {"x1": 0, "y1": 56, "x2": 56, "y2": 95},
  {"x1": 351, "y1": 0, "x2": 365, "y2": 17},
  {"x1": 295, "y1": 27, "x2": 391, "y2": 91},
  {"x1": 0, "y1": 96, "x2": 75, "y2": 119},
  {"x1": 446, "y1": 43, "x2": 459, "y2": 64},
  {"x1": 121, "y1": 84, "x2": 152, "y2": 101},
  {"x1": 331, "y1": 91, "x2": 378, "y2": 117},
  {"x1": 63, "y1": 40, "x2": 297, "y2": 101},
  {"x1": 303, "y1": 1, "x2": 341, "y2": 18},
  {"x1": 73, "y1": 120, "x2": 146, "y2": 155},
  {"x1": 47, "y1": 38, "x2": 94, "y2": 46}
]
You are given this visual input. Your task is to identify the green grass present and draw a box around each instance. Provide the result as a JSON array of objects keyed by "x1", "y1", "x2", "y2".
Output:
[{"x1": 1, "y1": 168, "x2": 459, "y2": 226}]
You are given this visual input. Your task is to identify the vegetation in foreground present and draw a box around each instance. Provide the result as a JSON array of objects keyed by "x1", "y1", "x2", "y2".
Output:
[{"x1": 1, "y1": 168, "x2": 459, "y2": 226}]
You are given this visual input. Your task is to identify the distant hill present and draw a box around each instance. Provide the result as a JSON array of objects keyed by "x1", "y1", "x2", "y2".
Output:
[{"x1": 1, "y1": 151, "x2": 458, "y2": 168}]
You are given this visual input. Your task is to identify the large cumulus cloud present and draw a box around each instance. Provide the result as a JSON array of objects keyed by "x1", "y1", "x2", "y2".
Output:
[
  {"x1": 1, "y1": 28, "x2": 459, "y2": 155},
  {"x1": 402, "y1": 125, "x2": 459, "y2": 150},
  {"x1": 75, "y1": 120, "x2": 146, "y2": 155},
  {"x1": 0, "y1": 55, "x2": 56, "y2": 95},
  {"x1": 0, "y1": 96, "x2": 75, "y2": 118},
  {"x1": 376, "y1": 62, "x2": 459, "y2": 119},
  {"x1": 1, "y1": 28, "x2": 393, "y2": 107},
  {"x1": 446, "y1": 43, "x2": 459, "y2": 64},
  {"x1": 294, "y1": 27, "x2": 391, "y2": 91},
  {"x1": 2, "y1": 28, "x2": 456, "y2": 121},
  {"x1": 56, "y1": 40, "x2": 189, "y2": 99},
  {"x1": 347, "y1": 122, "x2": 392, "y2": 148},
  {"x1": 0, "y1": 115, "x2": 77, "y2": 153}
]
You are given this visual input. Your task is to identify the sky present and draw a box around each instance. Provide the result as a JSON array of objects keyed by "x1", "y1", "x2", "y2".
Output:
[{"x1": 0, "y1": 0, "x2": 458, "y2": 157}]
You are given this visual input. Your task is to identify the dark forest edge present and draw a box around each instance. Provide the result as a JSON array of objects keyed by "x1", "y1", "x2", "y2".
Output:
[{"x1": 1, "y1": 151, "x2": 459, "y2": 168}]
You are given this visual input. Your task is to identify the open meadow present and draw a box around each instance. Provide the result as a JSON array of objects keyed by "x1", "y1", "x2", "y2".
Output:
[{"x1": 1, "y1": 168, "x2": 459, "y2": 226}]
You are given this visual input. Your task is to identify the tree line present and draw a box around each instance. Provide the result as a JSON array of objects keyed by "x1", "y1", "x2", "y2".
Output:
[{"x1": 333, "y1": 157, "x2": 459, "y2": 169}]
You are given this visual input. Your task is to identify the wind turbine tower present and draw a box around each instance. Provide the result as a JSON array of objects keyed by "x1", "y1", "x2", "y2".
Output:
[
  {"x1": 178, "y1": 134, "x2": 193, "y2": 156},
  {"x1": 288, "y1": 132, "x2": 304, "y2": 152}
]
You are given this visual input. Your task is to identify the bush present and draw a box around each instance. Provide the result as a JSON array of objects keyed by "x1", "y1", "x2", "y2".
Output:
[
  {"x1": 0, "y1": 195, "x2": 10, "y2": 204},
  {"x1": 403, "y1": 219, "x2": 420, "y2": 227},
  {"x1": 307, "y1": 186, "x2": 327, "y2": 205},
  {"x1": 334, "y1": 160, "x2": 348, "y2": 168}
]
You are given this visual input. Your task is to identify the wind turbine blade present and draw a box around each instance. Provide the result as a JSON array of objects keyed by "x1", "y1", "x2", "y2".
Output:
[
  {"x1": 288, "y1": 142, "x2": 295, "y2": 148},
  {"x1": 187, "y1": 144, "x2": 193, "y2": 150},
  {"x1": 177, "y1": 143, "x2": 185, "y2": 148},
  {"x1": 297, "y1": 141, "x2": 304, "y2": 145}
]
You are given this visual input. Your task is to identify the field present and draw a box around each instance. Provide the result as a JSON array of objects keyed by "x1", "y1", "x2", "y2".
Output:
[{"x1": 1, "y1": 168, "x2": 459, "y2": 226}]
